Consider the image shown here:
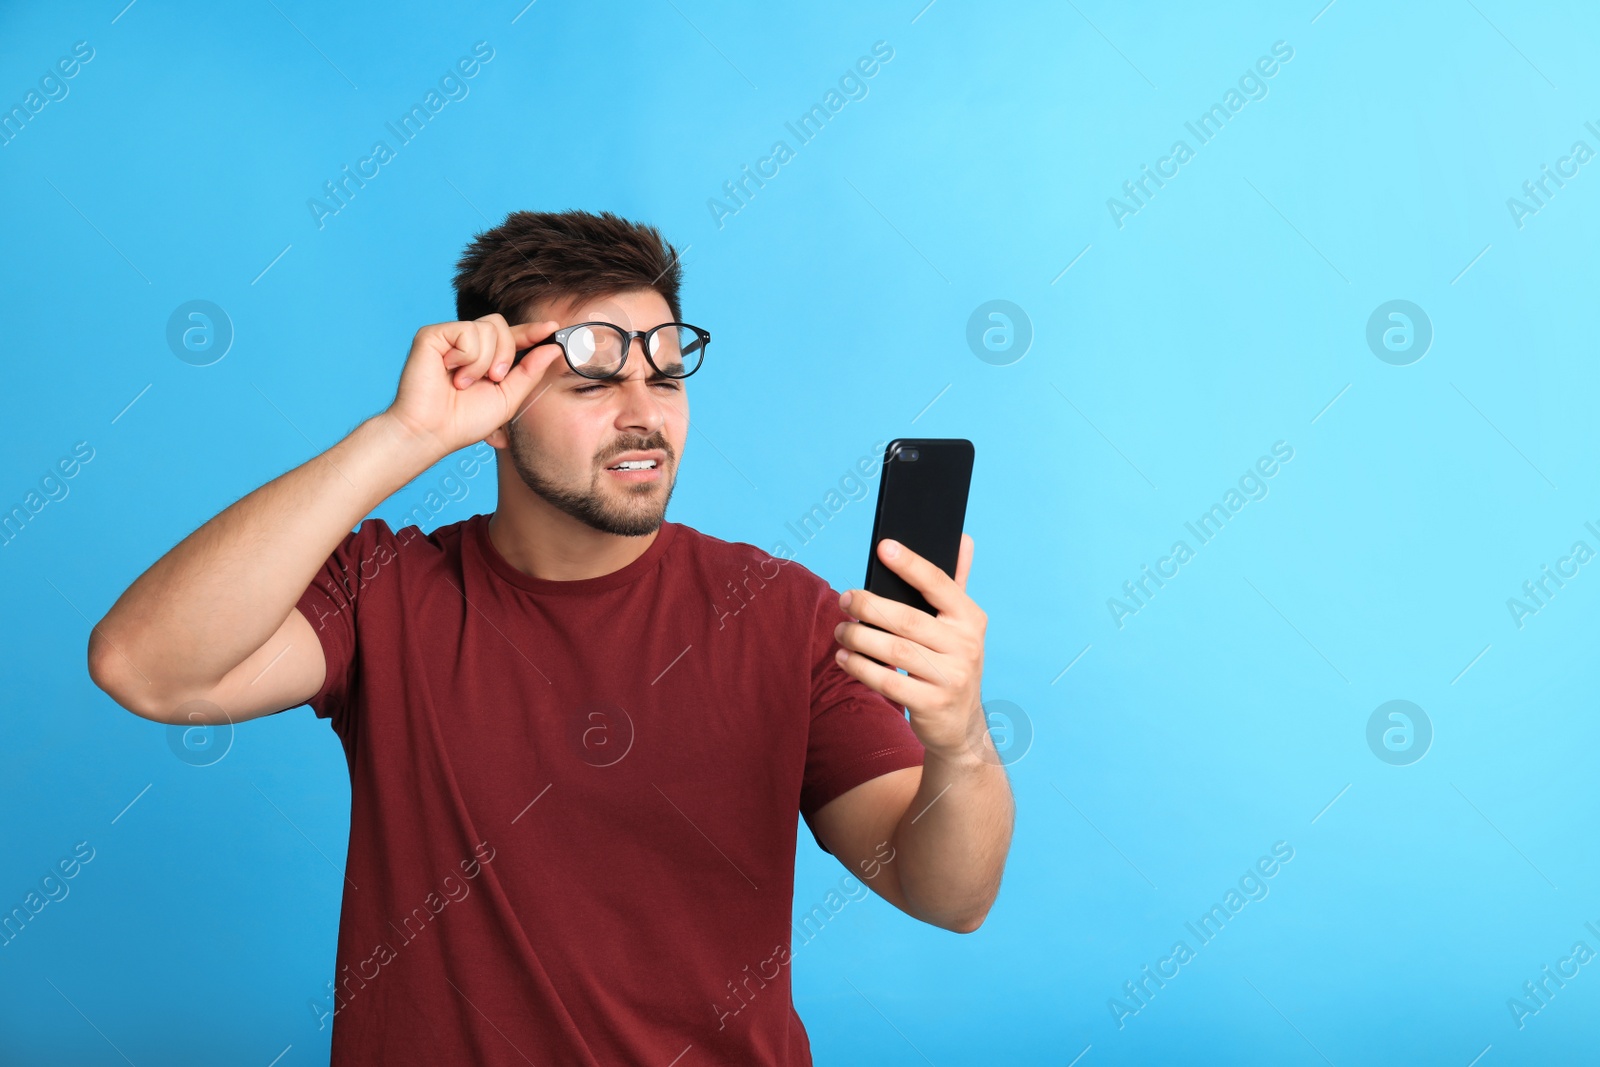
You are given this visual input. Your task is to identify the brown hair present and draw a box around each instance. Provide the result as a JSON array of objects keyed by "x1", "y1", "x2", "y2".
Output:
[{"x1": 452, "y1": 209, "x2": 683, "y2": 326}]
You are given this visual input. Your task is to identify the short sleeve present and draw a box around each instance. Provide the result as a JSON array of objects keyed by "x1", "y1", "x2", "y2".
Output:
[
  {"x1": 800, "y1": 578, "x2": 925, "y2": 850},
  {"x1": 294, "y1": 517, "x2": 398, "y2": 726}
]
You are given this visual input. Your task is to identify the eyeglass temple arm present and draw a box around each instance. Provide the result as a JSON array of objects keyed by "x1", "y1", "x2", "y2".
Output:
[{"x1": 510, "y1": 332, "x2": 562, "y2": 367}]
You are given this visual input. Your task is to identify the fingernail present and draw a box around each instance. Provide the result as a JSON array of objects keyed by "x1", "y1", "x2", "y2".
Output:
[
  {"x1": 833, "y1": 622, "x2": 844, "y2": 638},
  {"x1": 493, "y1": 362, "x2": 508, "y2": 378},
  {"x1": 835, "y1": 648, "x2": 848, "y2": 665},
  {"x1": 882, "y1": 539, "x2": 900, "y2": 558},
  {"x1": 839, "y1": 591, "x2": 852, "y2": 609}
]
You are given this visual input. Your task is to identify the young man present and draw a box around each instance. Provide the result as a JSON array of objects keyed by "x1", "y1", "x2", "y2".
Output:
[{"x1": 88, "y1": 210, "x2": 1014, "y2": 1065}]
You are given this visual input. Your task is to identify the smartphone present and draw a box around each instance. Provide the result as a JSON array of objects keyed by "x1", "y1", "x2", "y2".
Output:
[{"x1": 863, "y1": 438, "x2": 975, "y2": 618}]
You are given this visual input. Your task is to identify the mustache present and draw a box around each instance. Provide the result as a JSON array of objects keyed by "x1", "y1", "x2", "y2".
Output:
[{"x1": 599, "y1": 438, "x2": 673, "y2": 464}]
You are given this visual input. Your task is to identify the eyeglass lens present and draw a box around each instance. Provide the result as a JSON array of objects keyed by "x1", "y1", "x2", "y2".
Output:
[{"x1": 566, "y1": 324, "x2": 706, "y2": 379}]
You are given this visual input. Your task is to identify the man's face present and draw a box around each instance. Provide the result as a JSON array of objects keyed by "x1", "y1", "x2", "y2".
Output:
[{"x1": 492, "y1": 288, "x2": 689, "y2": 537}]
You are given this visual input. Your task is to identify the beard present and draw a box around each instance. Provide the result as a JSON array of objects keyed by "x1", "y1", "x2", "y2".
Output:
[{"x1": 505, "y1": 429, "x2": 676, "y2": 537}]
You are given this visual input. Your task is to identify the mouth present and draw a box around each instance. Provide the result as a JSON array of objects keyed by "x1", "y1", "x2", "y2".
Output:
[{"x1": 604, "y1": 452, "x2": 666, "y2": 482}]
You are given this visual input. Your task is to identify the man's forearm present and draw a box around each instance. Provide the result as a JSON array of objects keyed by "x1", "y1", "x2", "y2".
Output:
[
  {"x1": 889, "y1": 738, "x2": 1015, "y2": 933},
  {"x1": 89, "y1": 412, "x2": 442, "y2": 701}
]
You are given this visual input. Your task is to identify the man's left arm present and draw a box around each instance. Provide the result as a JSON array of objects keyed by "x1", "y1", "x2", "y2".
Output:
[{"x1": 808, "y1": 534, "x2": 1015, "y2": 933}]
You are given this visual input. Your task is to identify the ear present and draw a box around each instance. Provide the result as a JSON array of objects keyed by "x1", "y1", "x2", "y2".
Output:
[{"x1": 484, "y1": 424, "x2": 510, "y2": 449}]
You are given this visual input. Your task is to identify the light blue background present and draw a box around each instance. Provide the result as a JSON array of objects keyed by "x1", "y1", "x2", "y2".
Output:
[{"x1": 3, "y1": 0, "x2": 1598, "y2": 1063}]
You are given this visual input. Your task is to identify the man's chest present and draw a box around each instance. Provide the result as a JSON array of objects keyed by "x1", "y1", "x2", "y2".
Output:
[{"x1": 362, "y1": 590, "x2": 813, "y2": 850}]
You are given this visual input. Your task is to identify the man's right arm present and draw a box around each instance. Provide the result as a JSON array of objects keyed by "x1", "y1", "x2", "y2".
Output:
[
  {"x1": 87, "y1": 313, "x2": 564, "y2": 726},
  {"x1": 87, "y1": 413, "x2": 442, "y2": 724}
]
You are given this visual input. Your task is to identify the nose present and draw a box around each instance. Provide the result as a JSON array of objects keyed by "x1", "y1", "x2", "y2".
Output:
[{"x1": 612, "y1": 366, "x2": 668, "y2": 435}]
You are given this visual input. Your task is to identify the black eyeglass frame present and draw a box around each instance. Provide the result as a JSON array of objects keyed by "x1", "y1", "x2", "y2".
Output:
[{"x1": 511, "y1": 321, "x2": 712, "y2": 380}]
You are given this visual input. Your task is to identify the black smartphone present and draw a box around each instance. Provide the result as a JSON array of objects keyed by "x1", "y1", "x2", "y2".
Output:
[{"x1": 863, "y1": 438, "x2": 975, "y2": 617}]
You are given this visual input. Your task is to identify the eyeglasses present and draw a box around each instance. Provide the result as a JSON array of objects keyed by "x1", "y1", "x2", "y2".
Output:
[{"x1": 511, "y1": 321, "x2": 711, "y2": 380}]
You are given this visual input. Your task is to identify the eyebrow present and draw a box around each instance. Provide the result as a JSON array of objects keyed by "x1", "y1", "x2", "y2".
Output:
[{"x1": 559, "y1": 366, "x2": 680, "y2": 382}]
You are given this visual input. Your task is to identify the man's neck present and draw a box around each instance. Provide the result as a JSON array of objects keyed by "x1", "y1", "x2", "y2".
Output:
[{"x1": 486, "y1": 494, "x2": 659, "y2": 583}]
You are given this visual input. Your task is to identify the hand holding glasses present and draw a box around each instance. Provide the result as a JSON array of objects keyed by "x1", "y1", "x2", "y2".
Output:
[{"x1": 511, "y1": 321, "x2": 711, "y2": 381}]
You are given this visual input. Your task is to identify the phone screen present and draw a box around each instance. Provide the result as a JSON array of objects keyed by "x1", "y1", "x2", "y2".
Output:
[{"x1": 863, "y1": 438, "x2": 975, "y2": 617}]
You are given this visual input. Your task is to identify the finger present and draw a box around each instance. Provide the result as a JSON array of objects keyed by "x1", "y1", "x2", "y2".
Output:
[
  {"x1": 484, "y1": 314, "x2": 516, "y2": 382},
  {"x1": 504, "y1": 321, "x2": 564, "y2": 382},
  {"x1": 833, "y1": 641, "x2": 940, "y2": 711},
  {"x1": 434, "y1": 321, "x2": 479, "y2": 373},
  {"x1": 444, "y1": 321, "x2": 495, "y2": 390},
  {"x1": 477, "y1": 319, "x2": 503, "y2": 378},
  {"x1": 953, "y1": 534, "x2": 974, "y2": 592},
  {"x1": 458, "y1": 320, "x2": 502, "y2": 389},
  {"x1": 498, "y1": 322, "x2": 557, "y2": 374},
  {"x1": 509, "y1": 319, "x2": 563, "y2": 369},
  {"x1": 498, "y1": 338, "x2": 562, "y2": 421},
  {"x1": 509, "y1": 318, "x2": 559, "y2": 349},
  {"x1": 874, "y1": 538, "x2": 971, "y2": 619},
  {"x1": 467, "y1": 319, "x2": 553, "y2": 391},
  {"x1": 494, "y1": 346, "x2": 551, "y2": 413},
  {"x1": 835, "y1": 619, "x2": 951, "y2": 686},
  {"x1": 841, "y1": 587, "x2": 958, "y2": 655}
]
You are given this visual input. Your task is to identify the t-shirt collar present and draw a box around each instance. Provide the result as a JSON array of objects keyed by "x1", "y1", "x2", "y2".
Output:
[{"x1": 470, "y1": 511, "x2": 677, "y2": 595}]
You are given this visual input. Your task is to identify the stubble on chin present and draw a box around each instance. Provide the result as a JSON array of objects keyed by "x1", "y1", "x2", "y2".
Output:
[{"x1": 507, "y1": 437, "x2": 672, "y2": 537}]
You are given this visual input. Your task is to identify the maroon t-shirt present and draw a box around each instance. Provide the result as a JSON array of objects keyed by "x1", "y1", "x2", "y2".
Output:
[{"x1": 293, "y1": 511, "x2": 926, "y2": 1065}]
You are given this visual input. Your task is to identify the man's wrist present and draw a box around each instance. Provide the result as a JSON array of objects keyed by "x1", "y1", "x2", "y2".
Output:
[
  {"x1": 333, "y1": 412, "x2": 455, "y2": 508},
  {"x1": 925, "y1": 703, "x2": 1001, "y2": 770},
  {"x1": 366, "y1": 410, "x2": 451, "y2": 471},
  {"x1": 922, "y1": 732, "x2": 995, "y2": 776}
]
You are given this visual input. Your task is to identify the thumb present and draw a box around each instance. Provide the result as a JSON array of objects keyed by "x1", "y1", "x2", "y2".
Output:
[{"x1": 497, "y1": 348, "x2": 555, "y2": 423}]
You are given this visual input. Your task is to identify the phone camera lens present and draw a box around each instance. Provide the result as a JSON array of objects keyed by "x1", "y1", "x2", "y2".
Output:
[{"x1": 903, "y1": 449, "x2": 919, "y2": 461}]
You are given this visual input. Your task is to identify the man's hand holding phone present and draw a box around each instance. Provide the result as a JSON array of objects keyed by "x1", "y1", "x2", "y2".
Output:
[
  {"x1": 831, "y1": 533, "x2": 991, "y2": 765},
  {"x1": 384, "y1": 313, "x2": 565, "y2": 461}
]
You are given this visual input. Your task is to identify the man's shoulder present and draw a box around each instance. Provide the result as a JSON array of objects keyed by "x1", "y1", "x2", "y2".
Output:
[
  {"x1": 667, "y1": 521, "x2": 804, "y2": 570},
  {"x1": 666, "y1": 522, "x2": 830, "y2": 597},
  {"x1": 340, "y1": 512, "x2": 475, "y2": 560}
]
